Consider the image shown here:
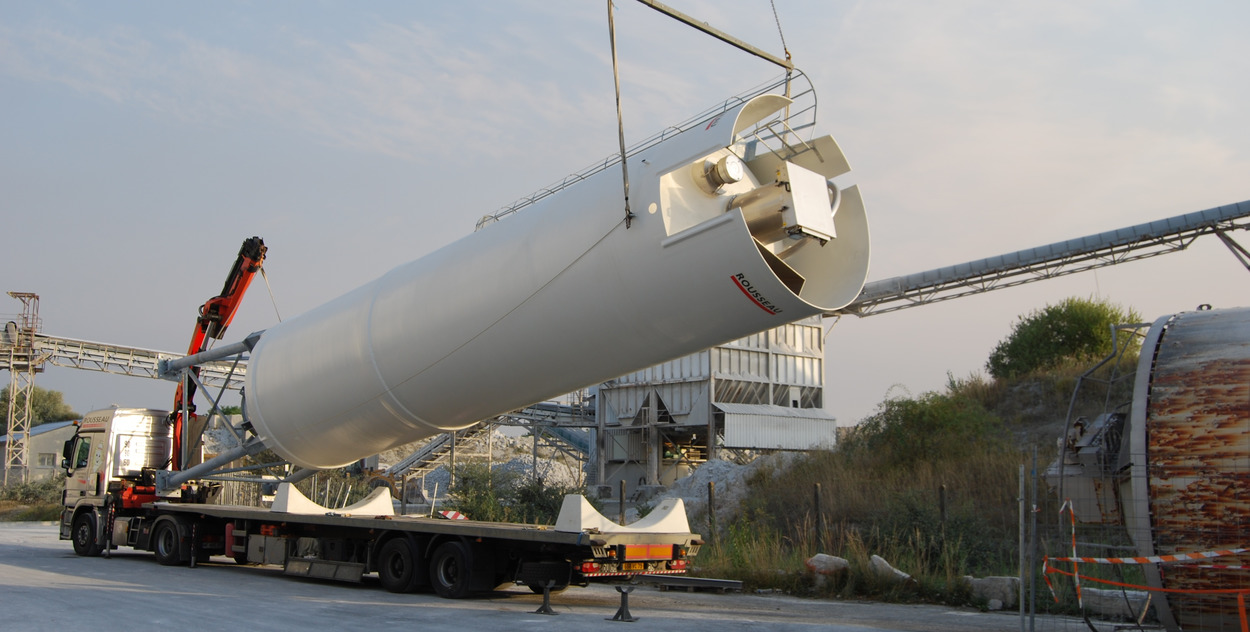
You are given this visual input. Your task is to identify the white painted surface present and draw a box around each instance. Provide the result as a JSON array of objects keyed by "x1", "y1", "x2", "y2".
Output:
[{"x1": 245, "y1": 95, "x2": 870, "y2": 468}]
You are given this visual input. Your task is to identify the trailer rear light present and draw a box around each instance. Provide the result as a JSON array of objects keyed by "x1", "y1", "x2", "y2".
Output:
[
  {"x1": 580, "y1": 562, "x2": 601, "y2": 573},
  {"x1": 668, "y1": 559, "x2": 687, "y2": 570}
]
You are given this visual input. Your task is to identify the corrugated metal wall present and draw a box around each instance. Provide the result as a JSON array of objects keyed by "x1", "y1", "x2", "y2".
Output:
[
  {"x1": 773, "y1": 354, "x2": 822, "y2": 386},
  {"x1": 599, "y1": 317, "x2": 825, "y2": 427},
  {"x1": 611, "y1": 350, "x2": 711, "y2": 385},
  {"x1": 720, "y1": 404, "x2": 838, "y2": 450},
  {"x1": 596, "y1": 316, "x2": 830, "y2": 496},
  {"x1": 711, "y1": 346, "x2": 771, "y2": 381}
]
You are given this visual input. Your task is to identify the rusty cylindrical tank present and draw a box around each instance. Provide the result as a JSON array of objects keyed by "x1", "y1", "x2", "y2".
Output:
[{"x1": 1125, "y1": 306, "x2": 1250, "y2": 631}]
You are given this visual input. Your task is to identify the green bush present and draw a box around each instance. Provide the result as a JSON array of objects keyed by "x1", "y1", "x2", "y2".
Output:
[
  {"x1": 445, "y1": 461, "x2": 518, "y2": 522},
  {"x1": 0, "y1": 477, "x2": 63, "y2": 504},
  {"x1": 1, "y1": 477, "x2": 64, "y2": 522},
  {"x1": 445, "y1": 460, "x2": 597, "y2": 524},
  {"x1": 723, "y1": 387, "x2": 1022, "y2": 601},
  {"x1": 986, "y1": 297, "x2": 1141, "y2": 380},
  {"x1": 844, "y1": 390, "x2": 1007, "y2": 464},
  {"x1": 512, "y1": 476, "x2": 576, "y2": 524}
]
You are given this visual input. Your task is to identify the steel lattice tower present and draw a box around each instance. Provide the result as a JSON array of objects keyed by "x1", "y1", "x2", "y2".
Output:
[{"x1": 3, "y1": 292, "x2": 43, "y2": 485}]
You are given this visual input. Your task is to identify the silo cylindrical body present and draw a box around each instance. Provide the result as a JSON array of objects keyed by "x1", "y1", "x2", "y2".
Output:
[{"x1": 243, "y1": 94, "x2": 871, "y2": 469}]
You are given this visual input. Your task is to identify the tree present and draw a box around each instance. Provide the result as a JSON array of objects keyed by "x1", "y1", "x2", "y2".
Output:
[
  {"x1": 847, "y1": 390, "x2": 1005, "y2": 464},
  {"x1": 1, "y1": 385, "x2": 80, "y2": 427},
  {"x1": 986, "y1": 296, "x2": 1141, "y2": 380}
]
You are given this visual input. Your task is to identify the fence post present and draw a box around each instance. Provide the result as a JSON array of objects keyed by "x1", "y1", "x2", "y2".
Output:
[
  {"x1": 1029, "y1": 447, "x2": 1038, "y2": 631},
  {"x1": 619, "y1": 479, "x2": 626, "y2": 525},
  {"x1": 1019, "y1": 463, "x2": 1026, "y2": 632},
  {"x1": 708, "y1": 480, "x2": 717, "y2": 548},
  {"x1": 814, "y1": 482, "x2": 824, "y2": 551}
]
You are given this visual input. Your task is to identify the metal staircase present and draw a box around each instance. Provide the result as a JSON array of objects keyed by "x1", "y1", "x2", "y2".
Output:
[{"x1": 381, "y1": 423, "x2": 495, "y2": 482}]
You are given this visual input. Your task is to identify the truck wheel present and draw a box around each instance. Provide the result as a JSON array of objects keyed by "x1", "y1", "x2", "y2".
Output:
[
  {"x1": 429, "y1": 541, "x2": 474, "y2": 599},
  {"x1": 71, "y1": 512, "x2": 101, "y2": 557},
  {"x1": 153, "y1": 521, "x2": 185, "y2": 566},
  {"x1": 378, "y1": 538, "x2": 427, "y2": 593}
]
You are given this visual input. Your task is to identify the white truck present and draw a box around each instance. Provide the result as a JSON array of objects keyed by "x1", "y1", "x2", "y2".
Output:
[{"x1": 57, "y1": 81, "x2": 870, "y2": 598}]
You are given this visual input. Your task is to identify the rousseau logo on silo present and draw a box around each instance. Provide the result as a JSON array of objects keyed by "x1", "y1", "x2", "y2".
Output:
[{"x1": 730, "y1": 273, "x2": 782, "y2": 315}]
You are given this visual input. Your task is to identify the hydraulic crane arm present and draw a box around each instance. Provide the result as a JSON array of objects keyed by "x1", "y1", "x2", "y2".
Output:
[
  {"x1": 171, "y1": 236, "x2": 267, "y2": 470},
  {"x1": 187, "y1": 236, "x2": 268, "y2": 355}
]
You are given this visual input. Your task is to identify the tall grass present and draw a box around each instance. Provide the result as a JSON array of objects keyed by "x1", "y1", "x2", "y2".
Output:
[
  {"x1": 689, "y1": 373, "x2": 1087, "y2": 604},
  {"x1": 692, "y1": 443, "x2": 1024, "y2": 601},
  {"x1": 688, "y1": 353, "x2": 1143, "y2": 606}
]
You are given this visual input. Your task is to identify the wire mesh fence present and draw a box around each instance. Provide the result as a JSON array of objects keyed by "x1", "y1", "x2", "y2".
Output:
[{"x1": 1026, "y1": 313, "x2": 1250, "y2": 632}]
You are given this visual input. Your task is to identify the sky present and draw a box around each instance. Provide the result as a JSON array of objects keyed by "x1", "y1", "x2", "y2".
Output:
[{"x1": 2, "y1": 1, "x2": 1248, "y2": 426}]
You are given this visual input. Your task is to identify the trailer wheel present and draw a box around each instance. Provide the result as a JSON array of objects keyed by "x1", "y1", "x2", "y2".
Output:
[
  {"x1": 153, "y1": 521, "x2": 184, "y2": 566},
  {"x1": 378, "y1": 538, "x2": 427, "y2": 593},
  {"x1": 71, "y1": 512, "x2": 101, "y2": 557},
  {"x1": 430, "y1": 541, "x2": 474, "y2": 599}
]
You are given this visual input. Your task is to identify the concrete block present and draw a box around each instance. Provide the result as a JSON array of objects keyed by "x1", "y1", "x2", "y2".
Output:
[
  {"x1": 870, "y1": 555, "x2": 912, "y2": 584},
  {"x1": 805, "y1": 553, "x2": 850, "y2": 575},
  {"x1": 963, "y1": 575, "x2": 1019, "y2": 609}
]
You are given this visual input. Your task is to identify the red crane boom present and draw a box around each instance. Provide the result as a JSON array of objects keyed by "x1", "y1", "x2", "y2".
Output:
[{"x1": 170, "y1": 236, "x2": 267, "y2": 470}]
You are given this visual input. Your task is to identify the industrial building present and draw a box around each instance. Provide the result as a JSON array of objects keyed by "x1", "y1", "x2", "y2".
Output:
[
  {"x1": 0, "y1": 420, "x2": 76, "y2": 481},
  {"x1": 595, "y1": 315, "x2": 837, "y2": 500}
]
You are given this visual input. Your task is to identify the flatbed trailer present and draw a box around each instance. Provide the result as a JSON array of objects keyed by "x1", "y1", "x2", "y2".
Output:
[
  {"x1": 68, "y1": 489, "x2": 699, "y2": 599},
  {"x1": 60, "y1": 409, "x2": 698, "y2": 600},
  {"x1": 143, "y1": 495, "x2": 700, "y2": 598}
]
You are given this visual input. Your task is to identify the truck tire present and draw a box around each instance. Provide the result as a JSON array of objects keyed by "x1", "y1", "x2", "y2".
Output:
[
  {"x1": 378, "y1": 538, "x2": 427, "y2": 593},
  {"x1": 429, "y1": 541, "x2": 474, "y2": 599},
  {"x1": 153, "y1": 521, "x2": 185, "y2": 566},
  {"x1": 71, "y1": 512, "x2": 101, "y2": 557}
]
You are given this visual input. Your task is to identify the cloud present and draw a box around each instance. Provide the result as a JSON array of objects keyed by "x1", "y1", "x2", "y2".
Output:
[
  {"x1": 0, "y1": 16, "x2": 621, "y2": 163},
  {"x1": 790, "y1": 1, "x2": 1250, "y2": 277}
]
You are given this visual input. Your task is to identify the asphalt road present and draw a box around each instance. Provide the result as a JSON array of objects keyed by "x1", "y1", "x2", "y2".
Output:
[{"x1": 0, "y1": 522, "x2": 1027, "y2": 632}]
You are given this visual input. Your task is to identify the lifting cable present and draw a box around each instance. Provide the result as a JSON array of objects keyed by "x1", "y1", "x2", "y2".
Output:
[
  {"x1": 769, "y1": 0, "x2": 793, "y2": 98},
  {"x1": 607, "y1": 0, "x2": 634, "y2": 229},
  {"x1": 609, "y1": 0, "x2": 799, "y2": 229},
  {"x1": 259, "y1": 266, "x2": 283, "y2": 323},
  {"x1": 770, "y1": 0, "x2": 791, "y2": 63}
]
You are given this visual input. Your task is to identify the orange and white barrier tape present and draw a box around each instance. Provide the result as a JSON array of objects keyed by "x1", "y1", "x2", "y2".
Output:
[
  {"x1": 1045, "y1": 500, "x2": 1250, "y2": 632},
  {"x1": 1049, "y1": 548, "x2": 1250, "y2": 565}
]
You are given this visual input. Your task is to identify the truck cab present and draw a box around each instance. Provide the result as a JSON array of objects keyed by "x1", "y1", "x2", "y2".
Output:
[{"x1": 60, "y1": 407, "x2": 172, "y2": 555}]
